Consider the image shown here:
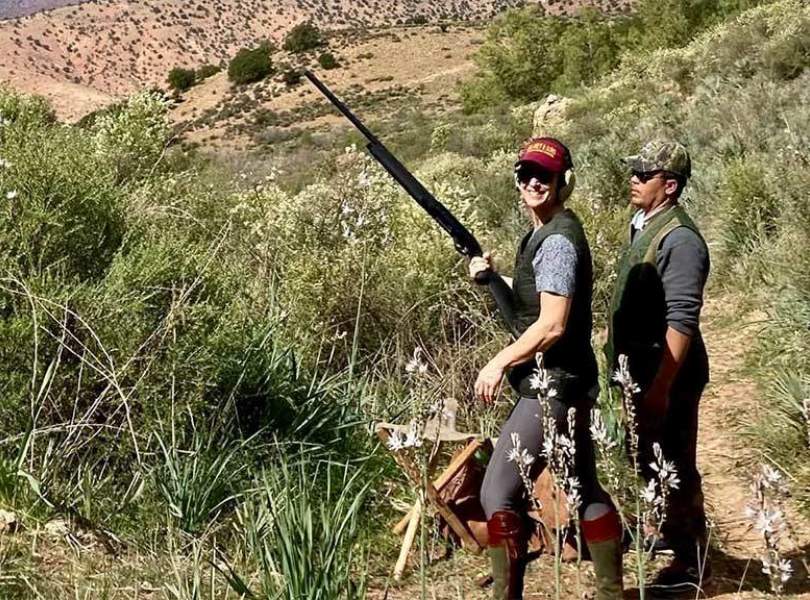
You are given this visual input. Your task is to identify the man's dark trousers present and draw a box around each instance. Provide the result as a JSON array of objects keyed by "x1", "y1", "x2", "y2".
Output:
[{"x1": 640, "y1": 353, "x2": 708, "y2": 566}]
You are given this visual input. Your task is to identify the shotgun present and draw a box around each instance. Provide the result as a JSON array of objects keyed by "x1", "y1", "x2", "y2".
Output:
[{"x1": 305, "y1": 70, "x2": 518, "y2": 337}]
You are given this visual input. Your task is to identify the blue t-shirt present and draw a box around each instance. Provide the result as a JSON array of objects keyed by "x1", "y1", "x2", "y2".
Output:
[{"x1": 531, "y1": 233, "x2": 577, "y2": 297}]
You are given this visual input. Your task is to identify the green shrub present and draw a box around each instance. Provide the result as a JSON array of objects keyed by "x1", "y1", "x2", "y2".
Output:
[
  {"x1": 91, "y1": 91, "x2": 170, "y2": 183},
  {"x1": 762, "y1": 14, "x2": 810, "y2": 79},
  {"x1": 167, "y1": 67, "x2": 196, "y2": 92},
  {"x1": 461, "y1": 0, "x2": 780, "y2": 112},
  {"x1": 459, "y1": 72, "x2": 509, "y2": 114},
  {"x1": 0, "y1": 91, "x2": 130, "y2": 281},
  {"x1": 317, "y1": 51, "x2": 339, "y2": 70},
  {"x1": 228, "y1": 44, "x2": 274, "y2": 85},
  {"x1": 195, "y1": 63, "x2": 221, "y2": 81},
  {"x1": 75, "y1": 101, "x2": 126, "y2": 129},
  {"x1": 282, "y1": 21, "x2": 323, "y2": 53},
  {"x1": 716, "y1": 158, "x2": 779, "y2": 268},
  {"x1": 254, "y1": 108, "x2": 279, "y2": 127}
]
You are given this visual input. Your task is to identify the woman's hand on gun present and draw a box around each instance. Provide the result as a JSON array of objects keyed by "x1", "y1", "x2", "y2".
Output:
[{"x1": 469, "y1": 251, "x2": 494, "y2": 280}]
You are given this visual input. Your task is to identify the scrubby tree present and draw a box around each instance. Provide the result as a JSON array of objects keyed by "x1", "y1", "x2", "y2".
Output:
[
  {"x1": 283, "y1": 21, "x2": 323, "y2": 53},
  {"x1": 168, "y1": 67, "x2": 196, "y2": 92},
  {"x1": 469, "y1": 8, "x2": 566, "y2": 103},
  {"x1": 196, "y1": 64, "x2": 221, "y2": 81},
  {"x1": 555, "y1": 8, "x2": 622, "y2": 90},
  {"x1": 317, "y1": 52, "x2": 339, "y2": 70},
  {"x1": 228, "y1": 43, "x2": 274, "y2": 85}
]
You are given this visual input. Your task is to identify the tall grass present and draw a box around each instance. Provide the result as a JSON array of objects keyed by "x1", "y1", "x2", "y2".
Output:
[{"x1": 225, "y1": 453, "x2": 372, "y2": 599}]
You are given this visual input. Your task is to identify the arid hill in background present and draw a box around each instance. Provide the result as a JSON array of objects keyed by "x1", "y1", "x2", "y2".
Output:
[
  {"x1": 0, "y1": 0, "x2": 631, "y2": 121},
  {"x1": 0, "y1": 0, "x2": 84, "y2": 19}
]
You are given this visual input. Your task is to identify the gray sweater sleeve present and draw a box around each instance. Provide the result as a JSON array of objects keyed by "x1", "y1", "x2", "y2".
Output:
[{"x1": 655, "y1": 227, "x2": 710, "y2": 336}]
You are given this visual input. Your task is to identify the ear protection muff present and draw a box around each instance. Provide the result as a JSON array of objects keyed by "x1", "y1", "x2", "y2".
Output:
[{"x1": 558, "y1": 169, "x2": 576, "y2": 203}]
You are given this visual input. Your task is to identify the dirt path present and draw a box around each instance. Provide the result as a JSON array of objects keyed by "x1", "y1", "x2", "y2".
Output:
[
  {"x1": 369, "y1": 298, "x2": 810, "y2": 599},
  {"x1": 696, "y1": 298, "x2": 810, "y2": 598}
]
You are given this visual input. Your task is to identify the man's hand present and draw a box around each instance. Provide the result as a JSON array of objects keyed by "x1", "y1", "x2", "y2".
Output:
[
  {"x1": 475, "y1": 357, "x2": 506, "y2": 404},
  {"x1": 469, "y1": 251, "x2": 494, "y2": 280}
]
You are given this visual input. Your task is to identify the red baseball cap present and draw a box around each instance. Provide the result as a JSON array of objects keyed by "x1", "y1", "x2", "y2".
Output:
[{"x1": 516, "y1": 137, "x2": 573, "y2": 173}]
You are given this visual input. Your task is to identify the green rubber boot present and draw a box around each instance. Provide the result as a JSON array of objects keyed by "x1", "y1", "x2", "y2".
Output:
[
  {"x1": 487, "y1": 510, "x2": 526, "y2": 599},
  {"x1": 583, "y1": 504, "x2": 624, "y2": 600}
]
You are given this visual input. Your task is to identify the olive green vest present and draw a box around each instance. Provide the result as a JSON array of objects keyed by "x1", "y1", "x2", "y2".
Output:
[
  {"x1": 605, "y1": 204, "x2": 703, "y2": 386},
  {"x1": 507, "y1": 208, "x2": 598, "y2": 400}
]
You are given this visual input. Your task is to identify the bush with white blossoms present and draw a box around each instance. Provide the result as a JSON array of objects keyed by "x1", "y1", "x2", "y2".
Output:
[{"x1": 92, "y1": 91, "x2": 170, "y2": 182}]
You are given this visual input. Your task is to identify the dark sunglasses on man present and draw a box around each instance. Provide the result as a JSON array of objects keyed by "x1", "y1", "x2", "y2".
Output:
[
  {"x1": 631, "y1": 170, "x2": 667, "y2": 183},
  {"x1": 631, "y1": 170, "x2": 685, "y2": 185}
]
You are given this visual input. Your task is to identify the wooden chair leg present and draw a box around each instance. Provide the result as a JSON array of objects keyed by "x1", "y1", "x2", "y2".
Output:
[{"x1": 394, "y1": 498, "x2": 421, "y2": 580}]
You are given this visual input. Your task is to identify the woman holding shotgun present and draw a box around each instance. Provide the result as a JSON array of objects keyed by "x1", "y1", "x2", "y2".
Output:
[{"x1": 469, "y1": 137, "x2": 623, "y2": 600}]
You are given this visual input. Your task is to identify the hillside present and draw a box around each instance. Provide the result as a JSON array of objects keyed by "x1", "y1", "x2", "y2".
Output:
[
  {"x1": 0, "y1": 0, "x2": 632, "y2": 122},
  {"x1": 170, "y1": 25, "x2": 486, "y2": 154},
  {"x1": 0, "y1": 0, "x2": 85, "y2": 19}
]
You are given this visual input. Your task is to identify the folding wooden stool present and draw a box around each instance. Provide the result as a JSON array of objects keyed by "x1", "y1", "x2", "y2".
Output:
[{"x1": 376, "y1": 410, "x2": 486, "y2": 580}]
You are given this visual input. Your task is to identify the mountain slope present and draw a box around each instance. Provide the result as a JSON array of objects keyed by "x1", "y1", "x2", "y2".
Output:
[
  {"x1": 0, "y1": 0, "x2": 86, "y2": 20},
  {"x1": 0, "y1": 0, "x2": 631, "y2": 121}
]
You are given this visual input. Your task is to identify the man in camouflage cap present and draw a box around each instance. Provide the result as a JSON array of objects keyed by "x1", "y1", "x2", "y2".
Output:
[{"x1": 606, "y1": 140, "x2": 712, "y2": 594}]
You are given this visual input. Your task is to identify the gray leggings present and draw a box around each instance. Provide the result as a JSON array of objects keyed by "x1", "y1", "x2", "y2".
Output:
[{"x1": 480, "y1": 395, "x2": 608, "y2": 519}]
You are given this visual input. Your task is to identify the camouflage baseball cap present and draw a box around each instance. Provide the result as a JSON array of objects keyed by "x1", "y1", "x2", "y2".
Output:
[{"x1": 622, "y1": 140, "x2": 692, "y2": 179}]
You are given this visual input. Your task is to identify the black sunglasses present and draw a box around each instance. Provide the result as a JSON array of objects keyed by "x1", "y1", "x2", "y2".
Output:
[
  {"x1": 631, "y1": 170, "x2": 667, "y2": 183},
  {"x1": 516, "y1": 166, "x2": 556, "y2": 186}
]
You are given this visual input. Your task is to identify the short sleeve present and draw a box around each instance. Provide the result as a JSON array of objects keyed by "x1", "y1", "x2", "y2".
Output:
[{"x1": 532, "y1": 234, "x2": 578, "y2": 297}]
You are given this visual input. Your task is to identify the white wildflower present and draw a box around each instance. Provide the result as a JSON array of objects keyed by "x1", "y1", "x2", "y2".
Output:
[
  {"x1": 641, "y1": 479, "x2": 657, "y2": 504},
  {"x1": 507, "y1": 432, "x2": 535, "y2": 467},
  {"x1": 762, "y1": 556, "x2": 793, "y2": 583},
  {"x1": 650, "y1": 443, "x2": 680, "y2": 490},
  {"x1": 777, "y1": 558, "x2": 793, "y2": 583},
  {"x1": 508, "y1": 432, "x2": 541, "y2": 512},
  {"x1": 749, "y1": 462, "x2": 794, "y2": 593},
  {"x1": 405, "y1": 347, "x2": 428, "y2": 375},
  {"x1": 6, "y1": 190, "x2": 17, "y2": 200},
  {"x1": 542, "y1": 436, "x2": 555, "y2": 458},
  {"x1": 761, "y1": 464, "x2": 784, "y2": 489},
  {"x1": 754, "y1": 509, "x2": 783, "y2": 536},
  {"x1": 387, "y1": 431, "x2": 405, "y2": 451},
  {"x1": 566, "y1": 476, "x2": 582, "y2": 512},
  {"x1": 612, "y1": 354, "x2": 641, "y2": 394},
  {"x1": 556, "y1": 433, "x2": 575, "y2": 457},
  {"x1": 506, "y1": 446, "x2": 521, "y2": 464},
  {"x1": 590, "y1": 408, "x2": 618, "y2": 451},
  {"x1": 0, "y1": 158, "x2": 11, "y2": 169}
]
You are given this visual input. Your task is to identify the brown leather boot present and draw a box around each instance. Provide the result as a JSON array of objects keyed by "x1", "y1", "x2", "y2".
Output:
[
  {"x1": 487, "y1": 510, "x2": 527, "y2": 600},
  {"x1": 583, "y1": 504, "x2": 624, "y2": 600}
]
